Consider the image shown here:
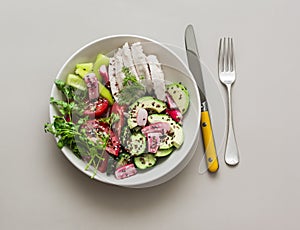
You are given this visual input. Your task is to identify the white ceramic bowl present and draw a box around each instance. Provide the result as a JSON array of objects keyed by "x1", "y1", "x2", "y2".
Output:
[{"x1": 50, "y1": 35, "x2": 201, "y2": 187}]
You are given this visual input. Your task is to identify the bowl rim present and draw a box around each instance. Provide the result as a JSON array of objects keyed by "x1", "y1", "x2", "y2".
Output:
[{"x1": 49, "y1": 34, "x2": 201, "y2": 187}]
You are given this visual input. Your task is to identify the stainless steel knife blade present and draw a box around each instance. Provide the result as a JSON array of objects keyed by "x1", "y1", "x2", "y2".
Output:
[{"x1": 185, "y1": 24, "x2": 207, "y2": 106}]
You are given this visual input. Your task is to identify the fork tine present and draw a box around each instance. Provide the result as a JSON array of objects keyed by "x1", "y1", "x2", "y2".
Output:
[
  {"x1": 226, "y1": 37, "x2": 231, "y2": 72},
  {"x1": 226, "y1": 37, "x2": 235, "y2": 72},
  {"x1": 224, "y1": 37, "x2": 229, "y2": 72},
  {"x1": 222, "y1": 38, "x2": 226, "y2": 71},
  {"x1": 228, "y1": 38, "x2": 232, "y2": 71},
  {"x1": 218, "y1": 38, "x2": 224, "y2": 72},
  {"x1": 230, "y1": 38, "x2": 235, "y2": 72}
]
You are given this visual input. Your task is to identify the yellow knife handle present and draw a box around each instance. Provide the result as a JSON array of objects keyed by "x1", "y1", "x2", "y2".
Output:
[{"x1": 201, "y1": 111, "x2": 219, "y2": 173}]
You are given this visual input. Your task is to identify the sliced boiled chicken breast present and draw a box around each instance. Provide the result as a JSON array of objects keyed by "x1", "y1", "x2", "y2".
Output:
[
  {"x1": 147, "y1": 55, "x2": 166, "y2": 101},
  {"x1": 121, "y1": 42, "x2": 139, "y2": 79},
  {"x1": 131, "y1": 42, "x2": 153, "y2": 92},
  {"x1": 114, "y1": 48, "x2": 126, "y2": 91}
]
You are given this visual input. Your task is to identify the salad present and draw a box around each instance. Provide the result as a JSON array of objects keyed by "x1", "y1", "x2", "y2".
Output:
[{"x1": 45, "y1": 42, "x2": 190, "y2": 180}]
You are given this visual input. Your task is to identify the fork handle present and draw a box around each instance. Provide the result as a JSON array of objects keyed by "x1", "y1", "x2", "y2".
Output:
[
  {"x1": 224, "y1": 85, "x2": 240, "y2": 165},
  {"x1": 201, "y1": 110, "x2": 219, "y2": 173}
]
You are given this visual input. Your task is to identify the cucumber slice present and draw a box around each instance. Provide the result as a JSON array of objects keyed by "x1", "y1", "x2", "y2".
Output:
[
  {"x1": 66, "y1": 74, "x2": 86, "y2": 91},
  {"x1": 75, "y1": 63, "x2": 93, "y2": 78},
  {"x1": 99, "y1": 81, "x2": 114, "y2": 105},
  {"x1": 134, "y1": 153, "x2": 157, "y2": 170},
  {"x1": 166, "y1": 83, "x2": 189, "y2": 114},
  {"x1": 93, "y1": 53, "x2": 110, "y2": 81},
  {"x1": 123, "y1": 130, "x2": 146, "y2": 156},
  {"x1": 127, "y1": 96, "x2": 167, "y2": 129},
  {"x1": 155, "y1": 148, "x2": 174, "y2": 157},
  {"x1": 116, "y1": 153, "x2": 131, "y2": 169},
  {"x1": 148, "y1": 114, "x2": 184, "y2": 149}
]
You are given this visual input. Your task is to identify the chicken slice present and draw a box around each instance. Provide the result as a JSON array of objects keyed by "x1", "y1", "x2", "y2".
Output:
[
  {"x1": 131, "y1": 42, "x2": 153, "y2": 92},
  {"x1": 121, "y1": 43, "x2": 139, "y2": 79},
  {"x1": 114, "y1": 48, "x2": 126, "y2": 91},
  {"x1": 147, "y1": 55, "x2": 166, "y2": 101}
]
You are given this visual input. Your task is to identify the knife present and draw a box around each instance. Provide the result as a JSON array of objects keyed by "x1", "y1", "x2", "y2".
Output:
[{"x1": 185, "y1": 24, "x2": 219, "y2": 173}]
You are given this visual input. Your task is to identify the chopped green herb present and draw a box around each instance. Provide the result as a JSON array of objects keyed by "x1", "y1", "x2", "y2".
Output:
[
  {"x1": 122, "y1": 66, "x2": 138, "y2": 86},
  {"x1": 118, "y1": 67, "x2": 146, "y2": 105}
]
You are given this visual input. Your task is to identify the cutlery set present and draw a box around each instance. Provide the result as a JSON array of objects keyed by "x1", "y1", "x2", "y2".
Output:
[{"x1": 184, "y1": 25, "x2": 239, "y2": 172}]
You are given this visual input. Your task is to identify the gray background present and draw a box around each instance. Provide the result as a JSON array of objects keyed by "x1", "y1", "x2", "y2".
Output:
[{"x1": 1, "y1": 0, "x2": 299, "y2": 229}]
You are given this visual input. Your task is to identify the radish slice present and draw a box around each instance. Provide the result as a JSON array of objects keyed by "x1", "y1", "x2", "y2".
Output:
[
  {"x1": 166, "y1": 92, "x2": 178, "y2": 109},
  {"x1": 115, "y1": 164, "x2": 137, "y2": 179},
  {"x1": 146, "y1": 132, "x2": 161, "y2": 153},
  {"x1": 166, "y1": 108, "x2": 183, "y2": 124},
  {"x1": 137, "y1": 108, "x2": 148, "y2": 126},
  {"x1": 99, "y1": 65, "x2": 109, "y2": 84},
  {"x1": 84, "y1": 73, "x2": 99, "y2": 101},
  {"x1": 141, "y1": 122, "x2": 171, "y2": 135}
]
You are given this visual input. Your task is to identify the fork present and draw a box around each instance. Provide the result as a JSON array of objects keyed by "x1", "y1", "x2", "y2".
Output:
[{"x1": 218, "y1": 37, "x2": 239, "y2": 166}]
